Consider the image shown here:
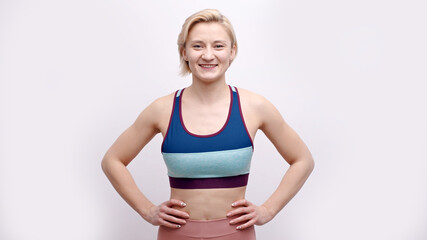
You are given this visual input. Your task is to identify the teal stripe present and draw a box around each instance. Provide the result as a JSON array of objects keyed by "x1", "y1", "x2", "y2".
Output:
[
  {"x1": 162, "y1": 146, "x2": 253, "y2": 178},
  {"x1": 176, "y1": 89, "x2": 183, "y2": 97}
]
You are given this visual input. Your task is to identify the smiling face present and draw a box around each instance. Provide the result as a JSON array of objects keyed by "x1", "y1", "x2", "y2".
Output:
[{"x1": 183, "y1": 22, "x2": 236, "y2": 83}]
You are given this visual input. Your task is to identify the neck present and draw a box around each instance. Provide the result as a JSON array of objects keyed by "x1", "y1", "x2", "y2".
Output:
[{"x1": 186, "y1": 77, "x2": 229, "y2": 104}]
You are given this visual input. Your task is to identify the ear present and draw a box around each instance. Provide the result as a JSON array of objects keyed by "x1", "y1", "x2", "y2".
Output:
[
  {"x1": 182, "y1": 47, "x2": 188, "y2": 61},
  {"x1": 230, "y1": 43, "x2": 237, "y2": 61}
]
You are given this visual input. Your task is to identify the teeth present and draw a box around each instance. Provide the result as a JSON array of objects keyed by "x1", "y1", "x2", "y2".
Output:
[{"x1": 200, "y1": 64, "x2": 216, "y2": 67}]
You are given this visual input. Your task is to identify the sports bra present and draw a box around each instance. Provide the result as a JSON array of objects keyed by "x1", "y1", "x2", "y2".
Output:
[{"x1": 161, "y1": 85, "x2": 254, "y2": 189}]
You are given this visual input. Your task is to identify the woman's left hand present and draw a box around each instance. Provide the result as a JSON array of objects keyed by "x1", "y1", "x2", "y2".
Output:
[{"x1": 226, "y1": 199, "x2": 274, "y2": 230}]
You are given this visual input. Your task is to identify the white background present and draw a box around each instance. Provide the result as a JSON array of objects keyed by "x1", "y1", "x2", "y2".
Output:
[{"x1": 1, "y1": 0, "x2": 426, "y2": 239}]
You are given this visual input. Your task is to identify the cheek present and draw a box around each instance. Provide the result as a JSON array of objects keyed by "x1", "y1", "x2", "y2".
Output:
[
  {"x1": 219, "y1": 53, "x2": 232, "y2": 64},
  {"x1": 187, "y1": 52, "x2": 200, "y2": 63},
  {"x1": 219, "y1": 50, "x2": 232, "y2": 60}
]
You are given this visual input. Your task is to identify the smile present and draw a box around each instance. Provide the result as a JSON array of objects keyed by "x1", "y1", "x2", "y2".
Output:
[{"x1": 199, "y1": 64, "x2": 218, "y2": 69}]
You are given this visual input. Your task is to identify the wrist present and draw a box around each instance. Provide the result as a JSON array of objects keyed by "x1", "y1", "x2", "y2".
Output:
[
  {"x1": 137, "y1": 203, "x2": 155, "y2": 220},
  {"x1": 261, "y1": 203, "x2": 277, "y2": 219}
]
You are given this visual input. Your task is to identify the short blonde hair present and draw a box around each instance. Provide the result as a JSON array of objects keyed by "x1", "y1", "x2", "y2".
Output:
[{"x1": 177, "y1": 9, "x2": 238, "y2": 76}]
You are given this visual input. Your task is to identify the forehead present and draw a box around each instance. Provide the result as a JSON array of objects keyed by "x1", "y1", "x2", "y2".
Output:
[{"x1": 187, "y1": 22, "x2": 231, "y2": 42}]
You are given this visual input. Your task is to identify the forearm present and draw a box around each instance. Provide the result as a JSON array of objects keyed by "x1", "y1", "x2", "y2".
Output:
[
  {"x1": 262, "y1": 158, "x2": 314, "y2": 217},
  {"x1": 101, "y1": 158, "x2": 155, "y2": 220}
]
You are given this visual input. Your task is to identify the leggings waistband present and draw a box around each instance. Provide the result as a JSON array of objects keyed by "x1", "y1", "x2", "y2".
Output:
[{"x1": 158, "y1": 216, "x2": 255, "y2": 238}]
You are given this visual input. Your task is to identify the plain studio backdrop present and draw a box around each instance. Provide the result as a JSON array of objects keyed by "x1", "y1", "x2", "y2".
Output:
[{"x1": 1, "y1": 0, "x2": 426, "y2": 239}]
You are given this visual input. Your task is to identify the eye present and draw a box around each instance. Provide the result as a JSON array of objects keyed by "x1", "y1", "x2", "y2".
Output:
[
  {"x1": 214, "y1": 44, "x2": 224, "y2": 48},
  {"x1": 193, "y1": 44, "x2": 202, "y2": 49}
]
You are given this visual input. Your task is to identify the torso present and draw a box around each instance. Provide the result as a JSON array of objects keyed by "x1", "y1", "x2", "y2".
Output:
[
  {"x1": 170, "y1": 187, "x2": 246, "y2": 220},
  {"x1": 156, "y1": 86, "x2": 261, "y2": 220}
]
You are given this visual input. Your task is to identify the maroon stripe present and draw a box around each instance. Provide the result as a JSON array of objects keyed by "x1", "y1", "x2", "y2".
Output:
[
  {"x1": 169, "y1": 174, "x2": 249, "y2": 189},
  {"x1": 179, "y1": 85, "x2": 233, "y2": 138}
]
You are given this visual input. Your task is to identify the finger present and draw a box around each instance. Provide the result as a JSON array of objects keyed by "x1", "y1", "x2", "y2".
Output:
[
  {"x1": 231, "y1": 199, "x2": 251, "y2": 207},
  {"x1": 159, "y1": 212, "x2": 187, "y2": 225},
  {"x1": 162, "y1": 206, "x2": 190, "y2": 219},
  {"x1": 236, "y1": 218, "x2": 257, "y2": 230},
  {"x1": 226, "y1": 208, "x2": 242, "y2": 217},
  {"x1": 159, "y1": 218, "x2": 183, "y2": 229},
  {"x1": 229, "y1": 212, "x2": 256, "y2": 225},
  {"x1": 167, "y1": 199, "x2": 187, "y2": 208},
  {"x1": 227, "y1": 206, "x2": 254, "y2": 217}
]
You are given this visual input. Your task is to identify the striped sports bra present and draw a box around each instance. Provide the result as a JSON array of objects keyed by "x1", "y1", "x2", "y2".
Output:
[{"x1": 161, "y1": 85, "x2": 254, "y2": 189}]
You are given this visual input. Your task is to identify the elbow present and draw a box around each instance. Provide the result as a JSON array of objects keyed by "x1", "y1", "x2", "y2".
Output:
[
  {"x1": 101, "y1": 156, "x2": 116, "y2": 175},
  {"x1": 101, "y1": 157, "x2": 109, "y2": 174},
  {"x1": 295, "y1": 155, "x2": 315, "y2": 174},
  {"x1": 101, "y1": 156, "x2": 126, "y2": 176},
  {"x1": 307, "y1": 156, "x2": 315, "y2": 173}
]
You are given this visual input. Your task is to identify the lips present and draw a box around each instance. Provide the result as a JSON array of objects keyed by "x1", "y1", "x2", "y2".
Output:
[{"x1": 199, "y1": 64, "x2": 218, "y2": 69}]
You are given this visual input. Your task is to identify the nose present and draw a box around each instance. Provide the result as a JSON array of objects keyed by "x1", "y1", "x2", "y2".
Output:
[{"x1": 201, "y1": 47, "x2": 214, "y2": 61}]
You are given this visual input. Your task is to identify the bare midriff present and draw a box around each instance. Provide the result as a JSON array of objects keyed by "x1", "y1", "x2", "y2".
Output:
[{"x1": 170, "y1": 186, "x2": 246, "y2": 220}]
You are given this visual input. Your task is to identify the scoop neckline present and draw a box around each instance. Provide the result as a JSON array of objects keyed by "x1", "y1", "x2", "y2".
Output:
[{"x1": 179, "y1": 85, "x2": 233, "y2": 138}]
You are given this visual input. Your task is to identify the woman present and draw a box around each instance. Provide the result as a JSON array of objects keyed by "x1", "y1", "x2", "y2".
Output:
[{"x1": 101, "y1": 9, "x2": 314, "y2": 240}]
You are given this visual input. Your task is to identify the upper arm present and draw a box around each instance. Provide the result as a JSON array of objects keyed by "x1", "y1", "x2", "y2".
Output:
[
  {"x1": 258, "y1": 97, "x2": 313, "y2": 165},
  {"x1": 102, "y1": 99, "x2": 164, "y2": 166}
]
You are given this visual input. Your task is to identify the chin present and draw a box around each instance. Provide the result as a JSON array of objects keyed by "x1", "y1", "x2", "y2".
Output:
[
  {"x1": 193, "y1": 70, "x2": 227, "y2": 81},
  {"x1": 195, "y1": 74, "x2": 224, "y2": 82}
]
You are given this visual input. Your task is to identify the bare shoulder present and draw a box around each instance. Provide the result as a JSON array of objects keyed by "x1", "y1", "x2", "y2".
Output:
[
  {"x1": 236, "y1": 87, "x2": 273, "y2": 112},
  {"x1": 236, "y1": 87, "x2": 278, "y2": 132},
  {"x1": 134, "y1": 91, "x2": 176, "y2": 133},
  {"x1": 149, "y1": 91, "x2": 176, "y2": 113},
  {"x1": 236, "y1": 86, "x2": 285, "y2": 132}
]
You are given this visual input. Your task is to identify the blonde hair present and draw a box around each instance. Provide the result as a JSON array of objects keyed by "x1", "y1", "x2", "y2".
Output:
[{"x1": 177, "y1": 9, "x2": 238, "y2": 76}]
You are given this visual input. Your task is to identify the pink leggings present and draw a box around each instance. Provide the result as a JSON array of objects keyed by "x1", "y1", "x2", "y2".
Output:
[{"x1": 157, "y1": 217, "x2": 256, "y2": 240}]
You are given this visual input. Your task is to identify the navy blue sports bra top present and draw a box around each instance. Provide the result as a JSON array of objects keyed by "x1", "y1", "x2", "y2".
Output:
[{"x1": 161, "y1": 85, "x2": 254, "y2": 189}]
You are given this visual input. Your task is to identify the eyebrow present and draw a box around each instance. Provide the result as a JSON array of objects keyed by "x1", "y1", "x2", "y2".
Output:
[{"x1": 188, "y1": 40, "x2": 228, "y2": 44}]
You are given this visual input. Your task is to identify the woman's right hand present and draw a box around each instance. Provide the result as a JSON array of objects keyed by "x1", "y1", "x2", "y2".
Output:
[{"x1": 145, "y1": 199, "x2": 190, "y2": 228}]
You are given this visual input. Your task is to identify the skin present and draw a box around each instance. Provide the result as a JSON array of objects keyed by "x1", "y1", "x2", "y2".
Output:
[{"x1": 101, "y1": 22, "x2": 314, "y2": 231}]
